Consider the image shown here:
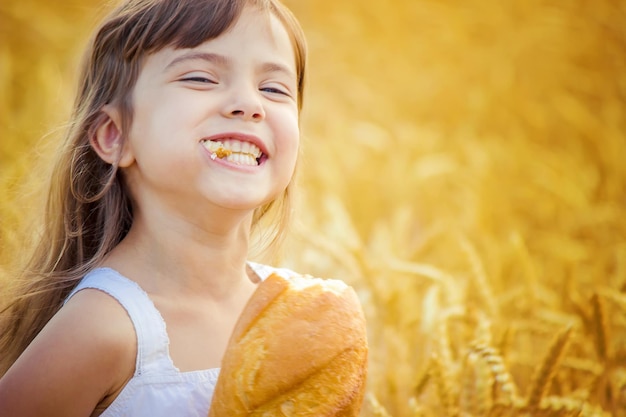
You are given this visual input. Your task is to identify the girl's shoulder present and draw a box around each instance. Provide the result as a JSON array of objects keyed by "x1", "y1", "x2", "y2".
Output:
[
  {"x1": 59, "y1": 286, "x2": 138, "y2": 369},
  {"x1": 0, "y1": 283, "x2": 135, "y2": 416}
]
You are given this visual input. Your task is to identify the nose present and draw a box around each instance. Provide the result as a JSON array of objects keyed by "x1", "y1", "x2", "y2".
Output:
[{"x1": 223, "y1": 84, "x2": 265, "y2": 122}]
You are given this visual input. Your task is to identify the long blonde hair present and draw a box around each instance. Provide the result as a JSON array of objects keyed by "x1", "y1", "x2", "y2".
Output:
[{"x1": 0, "y1": 0, "x2": 306, "y2": 376}]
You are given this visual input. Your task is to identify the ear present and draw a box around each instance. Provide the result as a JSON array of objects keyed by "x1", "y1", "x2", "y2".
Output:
[{"x1": 90, "y1": 105, "x2": 134, "y2": 168}]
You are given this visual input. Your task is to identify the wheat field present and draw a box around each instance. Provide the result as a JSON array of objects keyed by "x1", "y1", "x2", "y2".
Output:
[{"x1": 1, "y1": 0, "x2": 625, "y2": 416}]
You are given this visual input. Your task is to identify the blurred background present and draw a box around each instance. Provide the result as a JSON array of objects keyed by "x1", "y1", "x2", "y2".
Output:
[{"x1": 1, "y1": 0, "x2": 625, "y2": 415}]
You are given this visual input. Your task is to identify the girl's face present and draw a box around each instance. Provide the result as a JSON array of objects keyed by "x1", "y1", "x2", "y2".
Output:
[{"x1": 120, "y1": 6, "x2": 299, "y2": 224}]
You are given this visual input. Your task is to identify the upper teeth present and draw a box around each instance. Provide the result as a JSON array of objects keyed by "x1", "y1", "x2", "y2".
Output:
[{"x1": 203, "y1": 139, "x2": 262, "y2": 158}]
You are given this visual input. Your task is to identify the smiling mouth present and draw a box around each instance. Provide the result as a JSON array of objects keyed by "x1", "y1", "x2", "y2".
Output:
[{"x1": 201, "y1": 139, "x2": 265, "y2": 166}]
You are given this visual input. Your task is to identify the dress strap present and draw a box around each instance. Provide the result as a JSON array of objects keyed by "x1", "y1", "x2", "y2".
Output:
[{"x1": 65, "y1": 268, "x2": 175, "y2": 376}]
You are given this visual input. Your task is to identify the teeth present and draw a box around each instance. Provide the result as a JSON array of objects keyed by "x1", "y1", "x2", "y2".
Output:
[
  {"x1": 226, "y1": 140, "x2": 241, "y2": 153},
  {"x1": 225, "y1": 153, "x2": 257, "y2": 165},
  {"x1": 204, "y1": 141, "x2": 223, "y2": 152},
  {"x1": 202, "y1": 139, "x2": 262, "y2": 159}
]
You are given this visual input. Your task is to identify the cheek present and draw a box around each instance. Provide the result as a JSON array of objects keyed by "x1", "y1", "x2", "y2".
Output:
[
  {"x1": 130, "y1": 100, "x2": 188, "y2": 147},
  {"x1": 281, "y1": 122, "x2": 300, "y2": 171},
  {"x1": 278, "y1": 109, "x2": 300, "y2": 149},
  {"x1": 126, "y1": 102, "x2": 187, "y2": 168}
]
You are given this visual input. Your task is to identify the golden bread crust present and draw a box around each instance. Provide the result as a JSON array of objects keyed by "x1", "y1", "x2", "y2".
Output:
[{"x1": 209, "y1": 273, "x2": 368, "y2": 417}]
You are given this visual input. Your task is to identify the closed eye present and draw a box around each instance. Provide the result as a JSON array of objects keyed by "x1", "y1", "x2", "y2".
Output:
[
  {"x1": 181, "y1": 76, "x2": 217, "y2": 84},
  {"x1": 260, "y1": 87, "x2": 288, "y2": 95}
]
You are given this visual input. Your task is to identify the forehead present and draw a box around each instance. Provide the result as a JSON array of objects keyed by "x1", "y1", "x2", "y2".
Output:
[{"x1": 144, "y1": 6, "x2": 296, "y2": 74}]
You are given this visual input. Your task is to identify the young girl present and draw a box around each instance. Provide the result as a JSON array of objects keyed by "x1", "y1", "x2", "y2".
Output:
[{"x1": 0, "y1": 0, "x2": 308, "y2": 415}]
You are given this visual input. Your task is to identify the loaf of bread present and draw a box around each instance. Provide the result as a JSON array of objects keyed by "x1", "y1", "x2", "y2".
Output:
[{"x1": 208, "y1": 272, "x2": 368, "y2": 416}]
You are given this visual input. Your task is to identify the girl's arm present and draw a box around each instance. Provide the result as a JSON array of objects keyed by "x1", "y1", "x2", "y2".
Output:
[{"x1": 0, "y1": 289, "x2": 136, "y2": 417}]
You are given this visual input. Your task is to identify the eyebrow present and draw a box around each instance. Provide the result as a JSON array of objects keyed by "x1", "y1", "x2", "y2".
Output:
[
  {"x1": 260, "y1": 62, "x2": 296, "y2": 81},
  {"x1": 165, "y1": 51, "x2": 296, "y2": 80},
  {"x1": 165, "y1": 52, "x2": 231, "y2": 71}
]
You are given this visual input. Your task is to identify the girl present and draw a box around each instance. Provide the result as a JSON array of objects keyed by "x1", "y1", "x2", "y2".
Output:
[{"x1": 0, "y1": 0, "x2": 308, "y2": 415}]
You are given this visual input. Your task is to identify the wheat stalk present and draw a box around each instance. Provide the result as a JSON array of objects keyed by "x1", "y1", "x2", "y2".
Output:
[
  {"x1": 590, "y1": 293, "x2": 611, "y2": 364},
  {"x1": 526, "y1": 326, "x2": 574, "y2": 410},
  {"x1": 597, "y1": 287, "x2": 626, "y2": 311},
  {"x1": 459, "y1": 235, "x2": 498, "y2": 317},
  {"x1": 510, "y1": 232, "x2": 539, "y2": 307},
  {"x1": 459, "y1": 349, "x2": 494, "y2": 416},
  {"x1": 413, "y1": 361, "x2": 432, "y2": 399},
  {"x1": 430, "y1": 352, "x2": 457, "y2": 417},
  {"x1": 366, "y1": 393, "x2": 393, "y2": 417},
  {"x1": 469, "y1": 342, "x2": 518, "y2": 406}
]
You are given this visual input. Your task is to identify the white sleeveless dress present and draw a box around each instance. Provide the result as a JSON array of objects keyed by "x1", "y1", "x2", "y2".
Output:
[{"x1": 64, "y1": 262, "x2": 299, "y2": 417}]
